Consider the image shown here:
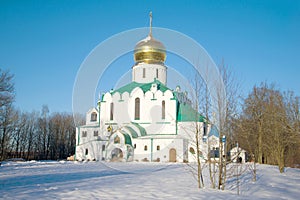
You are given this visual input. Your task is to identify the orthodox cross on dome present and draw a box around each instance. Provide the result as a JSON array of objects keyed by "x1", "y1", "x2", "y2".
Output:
[{"x1": 149, "y1": 11, "x2": 153, "y2": 37}]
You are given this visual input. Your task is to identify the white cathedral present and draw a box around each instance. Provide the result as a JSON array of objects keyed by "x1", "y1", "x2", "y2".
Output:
[{"x1": 75, "y1": 15, "x2": 220, "y2": 163}]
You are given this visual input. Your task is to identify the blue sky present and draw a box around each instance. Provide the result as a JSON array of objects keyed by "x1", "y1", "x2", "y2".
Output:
[{"x1": 0, "y1": 0, "x2": 299, "y2": 113}]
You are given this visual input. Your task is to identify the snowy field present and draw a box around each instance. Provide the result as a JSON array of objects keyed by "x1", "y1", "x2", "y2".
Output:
[{"x1": 1, "y1": 161, "x2": 300, "y2": 200}]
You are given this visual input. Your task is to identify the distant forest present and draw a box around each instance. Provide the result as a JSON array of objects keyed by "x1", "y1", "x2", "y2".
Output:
[{"x1": 0, "y1": 69, "x2": 83, "y2": 161}]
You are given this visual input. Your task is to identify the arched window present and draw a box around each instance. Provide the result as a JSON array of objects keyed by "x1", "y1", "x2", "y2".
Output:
[
  {"x1": 114, "y1": 135, "x2": 120, "y2": 144},
  {"x1": 135, "y1": 98, "x2": 140, "y2": 120},
  {"x1": 110, "y1": 102, "x2": 114, "y2": 120},
  {"x1": 162, "y1": 100, "x2": 165, "y2": 119},
  {"x1": 144, "y1": 145, "x2": 148, "y2": 151},
  {"x1": 189, "y1": 147, "x2": 195, "y2": 154},
  {"x1": 91, "y1": 112, "x2": 97, "y2": 122}
]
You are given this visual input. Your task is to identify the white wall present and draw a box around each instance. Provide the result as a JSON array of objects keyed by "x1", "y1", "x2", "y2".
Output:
[
  {"x1": 75, "y1": 140, "x2": 106, "y2": 161},
  {"x1": 132, "y1": 63, "x2": 167, "y2": 84},
  {"x1": 132, "y1": 138, "x2": 184, "y2": 162}
]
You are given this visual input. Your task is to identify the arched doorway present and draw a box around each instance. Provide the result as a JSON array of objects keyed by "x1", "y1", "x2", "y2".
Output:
[
  {"x1": 169, "y1": 148, "x2": 176, "y2": 162},
  {"x1": 111, "y1": 148, "x2": 123, "y2": 161},
  {"x1": 238, "y1": 157, "x2": 242, "y2": 163}
]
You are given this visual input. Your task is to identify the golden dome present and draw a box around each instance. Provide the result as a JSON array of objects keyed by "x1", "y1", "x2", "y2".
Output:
[
  {"x1": 134, "y1": 12, "x2": 166, "y2": 64},
  {"x1": 134, "y1": 35, "x2": 166, "y2": 64}
]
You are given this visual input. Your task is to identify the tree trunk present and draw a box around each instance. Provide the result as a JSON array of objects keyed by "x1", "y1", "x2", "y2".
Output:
[
  {"x1": 218, "y1": 140, "x2": 223, "y2": 190},
  {"x1": 196, "y1": 125, "x2": 203, "y2": 188},
  {"x1": 278, "y1": 148, "x2": 285, "y2": 173},
  {"x1": 208, "y1": 143, "x2": 216, "y2": 188},
  {"x1": 258, "y1": 121, "x2": 263, "y2": 164},
  {"x1": 221, "y1": 141, "x2": 227, "y2": 190}
]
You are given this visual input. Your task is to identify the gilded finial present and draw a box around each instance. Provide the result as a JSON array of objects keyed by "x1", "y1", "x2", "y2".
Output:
[{"x1": 149, "y1": 11, "x2": 152, "y2": 37}]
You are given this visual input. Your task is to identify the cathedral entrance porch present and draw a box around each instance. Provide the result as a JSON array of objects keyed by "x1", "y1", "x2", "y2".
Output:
[{"x1": 111, "y1": 148, "x2": 123, "y2": 162}]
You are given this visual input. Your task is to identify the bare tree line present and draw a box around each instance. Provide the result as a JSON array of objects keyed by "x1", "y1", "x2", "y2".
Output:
[
  {"x1": 0, "y1": 69, "x2": 79, "y2": 161},
  {"x1": 233, "y1": 83, "x2": 300, "y2": 173},
  {"x1": 0, "y1": 107, "x2": 77, "y2": 161}
]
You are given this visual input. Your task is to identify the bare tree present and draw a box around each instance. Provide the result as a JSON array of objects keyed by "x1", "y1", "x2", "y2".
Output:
[
  {"x1": 194, "y1": 77, "x2": 205, "y2": 188},
  {"x1": 215, "y1": 61, "x2": 240, "y2": 190},
  {"x1": 39, "y1": 105, "x2": 50, "y2": 159},
  {"x1": 0, "y1": 69, "x2": 15, "y2": 161},
  {"x1": 186, "y1": 60, "x2": 239, "y2": 190}
]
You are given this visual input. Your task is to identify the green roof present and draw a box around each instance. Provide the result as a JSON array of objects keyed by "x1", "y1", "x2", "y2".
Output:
[
  {"x1": 119, "y1": 131, "x2": 132, "y2": 145},
  {"x1": 123, "y1": 126, "x2": 139, "y2": 138},
  {"x1": 177, "y1": 103, "x2": 205, "y2": 122},
  {"x1": 131, "y1": 122, "x2": 147, "y2": 136},
  {"x1": 110, "y1": 79, "x2": 205, "y2": 123},
  {"x1": 111, "y1": 79, "x2": 170, "y2": 95}
]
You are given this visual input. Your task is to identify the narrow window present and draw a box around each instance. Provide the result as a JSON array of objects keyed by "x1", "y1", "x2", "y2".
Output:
[
  {"x1": 162, "y1": 100, "x2": 165, "y2": 119},
  {"x1": 91, "y1": 112, "x2": 97, "y2": 122},
  {"x1": 203, "y1": 123, "x2": 207, "y2": 136},
  {"x1": 94, "y1": 131, "x2": 98, "y2": 136},
  {"x1": 85, "y1": 148, "x2": 88, "y2": 155},
  {"x1": 102, "y1": 145, "x2": 105, "y2": 151},
  {"x1": 110, "y1": 102, "x2": 114, "y2": 120},
  {"x1": 156, "y1": 69, "x2": 159, "y2": 78},
  {"x1": 157, "y1": 145, "x2": 160, "y2": 151},
  {"x1": 134, "y1": 144, "x2": 136, "y2": 149},
  {"x1": 143, "y1": 68, "x2": 146, "y2": 78},
  {"x1": 135, "y1": 98, "x2": 140, "y2": 120},
  {"x1": 144, "y1": 145, "x2": 148, "y2": 151},
  {"x1": 82, "y1": 131, "x2": 87, "y2": 137}
]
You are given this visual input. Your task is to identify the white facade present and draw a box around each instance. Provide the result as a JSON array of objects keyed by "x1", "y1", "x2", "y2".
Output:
[
  {"x1": 75, "y1": 80, "x2": 221, "y2": 163},
  {"x1": 75, "y1": 28, "x2": 221, "y2": 163}
]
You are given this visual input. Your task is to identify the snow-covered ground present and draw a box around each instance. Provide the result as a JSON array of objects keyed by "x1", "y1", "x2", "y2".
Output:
[{"x1": 0, "y1": 161, "x2": 299, "y2": 199}]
